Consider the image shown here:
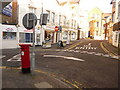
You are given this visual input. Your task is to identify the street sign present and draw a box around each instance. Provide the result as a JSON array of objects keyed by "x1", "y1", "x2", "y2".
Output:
[
  {"x1": 55, "y1": 26, "x2": 58, "y2": 31},
  {"x1": 40, "y1": 13, "x2": 48, "y2": 25},
  {"x1": 58, "y1": 26, "x2": 62, "y2": 31},
  {"x1": 22, "y1": 13, "x2": 37, "y2": 30}
]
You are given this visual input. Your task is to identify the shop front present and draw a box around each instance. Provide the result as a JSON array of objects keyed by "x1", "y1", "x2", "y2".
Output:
[
  {"x1": 44, "y1": 25, "x2": 56, "y2": 44},
  {"x1": 69, "y1": 29, "x2": 78, "y2": 41},
  {"x1": 2, "y1": 25, "x2": 18, "y2": 49},
  {"x1": 19, "y1": 28, "x2": 41, "y2": 46}
]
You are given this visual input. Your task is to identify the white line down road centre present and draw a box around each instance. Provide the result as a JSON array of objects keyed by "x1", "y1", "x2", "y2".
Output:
[{"x1": 43, "y1": 55, "x2": 85, "y2": 62}]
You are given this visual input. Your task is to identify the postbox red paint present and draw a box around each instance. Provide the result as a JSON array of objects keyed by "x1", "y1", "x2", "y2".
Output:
[{"x1": 19, "y1": 44, "x2": 31, "y2": 73}]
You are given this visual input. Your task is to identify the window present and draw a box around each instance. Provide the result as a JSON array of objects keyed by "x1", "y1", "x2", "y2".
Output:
[
  {"x1": 118, "y1": 4, "x2": 120, "y2": 21},
  {"x1": 29, "y1": 7, "x2": 36, "y2": 13},
  {"x1": 2, "y1": 1, "x2": 18, "y2": 25},
  {"x1": 72, "y1": 32, "x2": 76, "y2": 39},
  {"x1": 51, "y1": 12, "x2": 55, "y2": 23},
  {"x1": 96, "y1": 31, "x2": 98, "y2": 36},
  {"x1": 74, "y1": 21, "x2": 76, "y2": 28},
  {"x1": 112, "y1": 12, "x2": 115, "y2": 23},
  {"x1": 97, "y1": 14, "x2": 99, "y2": 18},
  {"x1": 97, "y1": 22, "x2": 99, "y2": 27},
  {"x1": 63, "y1": 31, "x2": 68, "y2": 40},
  {"x1": 115, "y1": 32, "x2": 118, "y2": 42},
  {"x1": 46, "y1": 10, "x2": 50, "y2": 23},
  {"x1": 67, "y1": 20, "x2": 69, "y2": 26},
  {"x1": 59, "y1": 15, "x2": 61, "y2": 25},
  {"x1": 71, "y1": 19, "x2": 73, "y2": 27},
  {"x1": 3, "y1": 32, "x2": 16, "y2": 40},
  {"x1": 64, "y1": 16, "x2": 66, "y2": 25}
]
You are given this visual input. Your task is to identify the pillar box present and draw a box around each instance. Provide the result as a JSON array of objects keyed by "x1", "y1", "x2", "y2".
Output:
[{"x1": 19, "y1": 44, "x2": 31, "y2": 73}]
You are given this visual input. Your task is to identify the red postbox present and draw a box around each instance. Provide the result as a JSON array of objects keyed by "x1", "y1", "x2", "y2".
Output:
[{"x1": 19, "y1": 44, "x2": 31, "y2": 73}]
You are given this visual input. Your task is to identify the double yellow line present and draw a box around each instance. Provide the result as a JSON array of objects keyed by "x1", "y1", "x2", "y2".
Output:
[
  {"x1": 66, "y1": 41, "x2": 84, "y2": 50},
  {"x1": 100, "y1": 42, "x2": 119, "y2": 60}
]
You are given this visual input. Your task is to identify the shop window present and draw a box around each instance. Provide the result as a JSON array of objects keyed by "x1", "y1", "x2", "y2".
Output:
[
  {"x1": 63, "y1": 32, "x2": 68, "y2": 40},
  {"x1": 3, "y1": 32, "x2": 16, "y2": 40},
  {"x1": 19, "y1": 33, "x2": 33, "y2": 43},
  {"x1": 72, "y1": 32, "x2": 76, "y2": 39}
]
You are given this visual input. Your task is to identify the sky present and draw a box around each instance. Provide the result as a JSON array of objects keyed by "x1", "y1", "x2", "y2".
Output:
[{"x1": 79, "y1": 0, "x2": 112, "y2": 13}]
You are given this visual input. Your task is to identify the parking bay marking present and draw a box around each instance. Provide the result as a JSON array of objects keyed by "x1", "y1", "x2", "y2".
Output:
[{"x1": 43, "y1": 55, "x2": 85, "y2": 62}]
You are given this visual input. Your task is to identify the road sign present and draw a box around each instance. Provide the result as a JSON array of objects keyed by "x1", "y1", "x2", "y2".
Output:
[
  {"x1": 58, "y1": 26, "x2": 62, "y2": 31},
  {"x1": 55, "y1": 26, "x2": 58, "y2": 31},
  {"x1": 22, "y1": 13, "x2": 37, "y2": 30},
  {"x1": 40, "y1": 13, "x2": 48, "y2": 25}
]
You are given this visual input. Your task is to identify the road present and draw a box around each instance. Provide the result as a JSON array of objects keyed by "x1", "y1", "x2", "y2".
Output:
[{"x1": 2, "y1": 39, "x2": 119, "y2": 88}]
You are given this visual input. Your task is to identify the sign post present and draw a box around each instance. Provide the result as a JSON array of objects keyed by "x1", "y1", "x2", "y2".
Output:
[
  {"x1": 22, "y1": 11, "x2": 48, "y2": 73},
  {"x1": 22, "y1": 13, "x2": 37, "y2": 73}
]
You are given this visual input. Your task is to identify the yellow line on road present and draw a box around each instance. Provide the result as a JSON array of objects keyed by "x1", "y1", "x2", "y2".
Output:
[
  {"x1": 66, "y1": 41, "x2": 84, "y2": 50},
  {"x1": 35, "y1": 69, "x2": 80, "y2": 89},
  {"x1": 63, "y1": 79, "x2": 80, "y2": 89},
  {"x1": 0, "y1": 66, "x2": 21, "y2": 69},
  {"x1": 100, "y1": 42, "x2": 118, "y2": 57},
  {"x1": 1, "y1": 66, "x2": 82, "y2": 88}
]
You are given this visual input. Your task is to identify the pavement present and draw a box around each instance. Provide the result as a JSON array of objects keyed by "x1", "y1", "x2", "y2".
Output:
[
  {"x1": 2, "y1": 67, "x2": 73, "y2": 89},
  {"x1": 2, "y1": 39, "x2": 119, "y2": 89}
]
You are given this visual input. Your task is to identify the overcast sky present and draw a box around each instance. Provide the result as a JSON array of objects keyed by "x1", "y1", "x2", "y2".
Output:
[{"x1": 79, "y1": 0, "x2": 112, "y2": 13}]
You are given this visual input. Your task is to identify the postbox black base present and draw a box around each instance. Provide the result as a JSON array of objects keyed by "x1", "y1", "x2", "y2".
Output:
[{"x1": 22, "y1": 68, "x2": 31, "y2": 73}]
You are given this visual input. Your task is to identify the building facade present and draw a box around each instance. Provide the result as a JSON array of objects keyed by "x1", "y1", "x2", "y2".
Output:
[
  {"x1": 1, "y1": 0, "x2": 80, "y2": 49},
  {"x1": 88, "y1": 7, "x2": 103, "y2": 40},
  {"x1": 111, "y1": 0, "x2": 120, "y2": 47}
]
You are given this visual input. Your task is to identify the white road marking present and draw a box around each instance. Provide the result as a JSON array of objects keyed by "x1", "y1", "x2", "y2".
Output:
[
  {"x1": 110, "y1": 56, "x2": 119, "y2": 59},
  {"x1": 87, "y1": 52, "x2": 95, "y2": 55},
  {"x1": 75, "y1": 43, "x2": 97, "y2": 50},
  {"x1": 66, "y1": 49, "x2": 118, "y2": 59},
  {"x1": 94, "y1": 47, "x2": 97, "y2": 50},
  {"x1": 43, "y1": 55, "x2": 85, "y2": 62},
  {"x1": 0, "y1": 55, "x2": 6, "y2": 59},
  {"x1": 73, "y1": 50, "x2": 79, "y2": 53},
  {"x1": 94, "y1": 53, "x2": 101, "y2": 56},
  {"x1": 102, "y1": 54, "x2": 110, "y2": 57},
  {"x1": 75, "y1": 47, "x2": 79, "y2": 49},
  {"x1": 7, "y1": 54, "x2": 21, "y2": 62}
]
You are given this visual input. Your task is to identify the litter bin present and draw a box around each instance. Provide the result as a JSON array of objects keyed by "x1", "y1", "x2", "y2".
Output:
[{"x1": 19, "y1": 44, "x2": 31, "y2": 73}]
